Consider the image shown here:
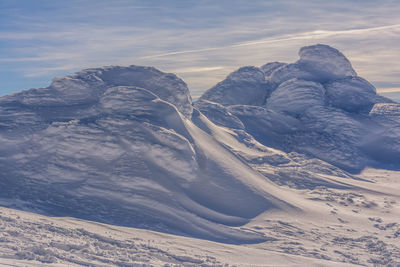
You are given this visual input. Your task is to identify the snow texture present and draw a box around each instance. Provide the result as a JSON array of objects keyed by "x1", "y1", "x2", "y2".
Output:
[
  {"x1": 1, "y1": 65, "x2": 192, "y2": 117},
  {"x1": 297, "y1": 44, "x2": 357, "y2": 81},
  {"x1": 260, "y1": 62, "x2": 287, "y2": 78},
  {"x1": 325, "y1": 76, "x2": 377, "y2": 113},
  {"x1": 198, "y1": 44, "x2": 399, "y2": 172},
  {"x1": 0, "y1": 65, "x2": 298, "y2": 244},
  {"x1": 269, "y1": 62, "x2": 317, "y2": 85},
  {"x1": 0, "y1": 44, "x2": 399, "y2": 266},
  {"x1": 199, "y1": 66, "x2": 272, "y2": 106},
  {"x1": 266, "y1": 79, "x2": 325, "y2": 115},
  {"x1": 1, "y1": 168, "x2": 399, "y2": 266}
]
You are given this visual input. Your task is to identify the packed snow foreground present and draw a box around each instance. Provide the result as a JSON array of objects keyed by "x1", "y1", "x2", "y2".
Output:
[{"x1": 0, "y1": 44, "x2": 399, "y2": 266}]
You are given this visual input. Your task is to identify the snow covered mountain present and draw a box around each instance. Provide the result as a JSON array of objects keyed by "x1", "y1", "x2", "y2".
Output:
[{"x1": 0, "y1": 44, "x2": 399, "y2": 265}]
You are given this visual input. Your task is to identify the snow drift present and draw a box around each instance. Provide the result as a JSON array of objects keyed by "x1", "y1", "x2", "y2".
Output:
[{"x1": 0, "y1": 44, "x2": 399, "y2": 244}]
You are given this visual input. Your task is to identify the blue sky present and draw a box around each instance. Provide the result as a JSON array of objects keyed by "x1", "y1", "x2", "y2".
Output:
[{"x1": 1, "y1": 0, "x2": 399, "y2": 101}]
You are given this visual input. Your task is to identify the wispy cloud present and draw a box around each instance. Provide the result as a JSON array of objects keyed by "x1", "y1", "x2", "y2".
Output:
[
  {"x1": 140, "y1": 24, "x2": 400, "y2": 59},
  {"x1": 171, "y1": 66, "x2": 226, "y2": 73},
  {"x1": 1, "y1": 0, "x2": 400, "y2": 97},
  {"x1": 377, "y1": 88, "x2": 400, "y2": 93},
  {"x1": 23, "y1": 64, "x2": 84, "y2": 78}
]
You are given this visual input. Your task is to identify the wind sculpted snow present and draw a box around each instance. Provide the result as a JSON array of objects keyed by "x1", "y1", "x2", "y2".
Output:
[
  {"x1": 0, "y1": 65, "x2": 298, "y2": 244},
  {"x1": 198, "y1": 44, "x2": 399, "y2": 173},
  {"x1": 0, "y1": 44, "x2": 399, "y2": 247}
]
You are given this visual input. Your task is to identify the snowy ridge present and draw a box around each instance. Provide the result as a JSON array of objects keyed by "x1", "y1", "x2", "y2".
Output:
[
  {"x1": 199, "y1": 66, "x2": 271, "y2": 106},
  {"x1": 0, "y1": 63, "x2": 299, "y2": 244},
  {"x1": 0, "y1": 44, "x2": 399, "y2": 265},
  {"x1": 198, "y1": 44, "x2": 399, "y2": 172}
]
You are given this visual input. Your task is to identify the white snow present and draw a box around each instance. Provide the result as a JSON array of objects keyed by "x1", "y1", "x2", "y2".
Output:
[
  {"x1": 370, "y1": 102, "x2": 400, "y2": 118},
  {"x1": 88, "y1": 65, "x2": 193, "y2": 117},
  {"x1": 269, "y1": 62, "x2": 317, "y2": 85},
  {"x1": 266, "y1": 79, "x2": 325, "y2": 115},
  {"x1": 0, "y1": 168, "x2": 399, "y2": 266},
  {"x1": 260, "y1": 61, "x2": 287, "y2": 78},
  {"x1": 199, "y1": 66, "x2": 271, "y2": 106},
  {"x1": 0, "y1": 44, "x2": 399, "y2": 266},
  {"x1": 297, "y1": 44, "x2": 357, "y2": 81},
  {"x1": 325, "y1": 76, "x2": 377, "y2": 113},
  {"x1": 194, "y1": 100, "x2": 245, "y2": 129},
  {"x1": 198, "y1": 44, "x2": 399, "y2": 173}
]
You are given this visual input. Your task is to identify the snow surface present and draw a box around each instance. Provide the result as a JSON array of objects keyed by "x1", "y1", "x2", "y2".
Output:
[
  {"x1": 260, "y1": 62, "x2": 287, "y2": 78},
  {"x1": 325, "y1": 76, "x2": 378, "y2": 113},
  {"x1": 0, "y1": 168, "x2": 399, "y2": 266},
  {"x1": 266, "y1": 79, "x2": 325, "y2": 115},
  {"x1": 269, "y1": 62, "x2": 318, "y2": 86},
  {"x1": 0, "y1": 44, "x2": 399, "y2": 266},
  {"x1": 0, "y1": 64, "x2": 301, "y2": 244},
  {"x1": 199, "y1": 66, "x2": 272, "y2": 106},
  {"x1": 198, "y1": 44, "x2": 399, "y2": 173},
  {"x1": 297, "y1": 44, "x2": 357, "y2": 81}
]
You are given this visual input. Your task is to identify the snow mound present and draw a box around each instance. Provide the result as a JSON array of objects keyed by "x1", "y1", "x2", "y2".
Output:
[
  {"x1": 266, "y1": 79, "x2": 325, "y2": 115},
  {"x1": 77, "y1": 66, "x2": 193, "y2": 117},
  {"x1": 260, "y1": 62, "x2": 287, "y2": 77},
  {"x1": 296, "y1": 106, "x2": 367, "y2": 171},
  {"x1": 0, "y1": 66, "x2": 299, "y2": 244},
  {"x1": 297, "y1": 44, "x2": 357, "y2": 81},
  {"x1": 365, "y1": 103, "x2": 400, "y2": 166},
  {"x1": 325, "y1": 77, "x2": 377, "y2": 113},
  {"x1": 268, "y1": 63, "x2": 317, "y2": 85},
  {"x1": 0, "y1": 44, "x2": 399, "y2": 247},
  {"x1": 194, "y1": 100, "x2": 245, "y2": 129},
  {"x1": 199, "y1": 66, "x2": 271, "y2": 106},
  {"x1": 197, "y1": 44, "x2": 399, "y2": 173},
  {"x1": 268, "y1": 44, "x2": 356, "y2": 86},
  {"x1": 2, "y1": 65, "x2": 192, "y2": 118}
]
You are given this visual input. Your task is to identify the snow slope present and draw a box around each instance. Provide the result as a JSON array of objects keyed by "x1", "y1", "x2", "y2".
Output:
[
  {"x1": 0, "y1": 44, "x2": 399, "y2": 266},
  {"x1": 0, "y1": 205, "x2": 358, "y2": 266},
  {"x1": 0, "y1": 65, "x2": 300, "y2": 244},
  {"x1": 0, "y1": 168, "x2": 399, "y2": 266}
]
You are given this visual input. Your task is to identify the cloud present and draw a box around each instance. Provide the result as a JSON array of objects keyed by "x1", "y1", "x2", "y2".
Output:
[
  {"x1": 1, "y1": 0, "x2": 400, "y2": 97},
  {"x1": 377, "y1": 88, "x2": 400, "y2": 93},
  {"x1": 0, "y1": 55, "x2": 77, "y2": 62},
  {"x1": 140, "y1": 24, "x2": 400, "y2": 59},
  {"x1": 170, "y1": 66, "x2": 225, "y2": 73},
  {"x1": 23, "y1": 64, "x2": 83, "y2": 78}
]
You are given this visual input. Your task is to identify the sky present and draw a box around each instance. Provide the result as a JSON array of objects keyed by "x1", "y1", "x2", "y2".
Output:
[{"x1": 0, "y1": 0, "x2": 399, "y2": 101}]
